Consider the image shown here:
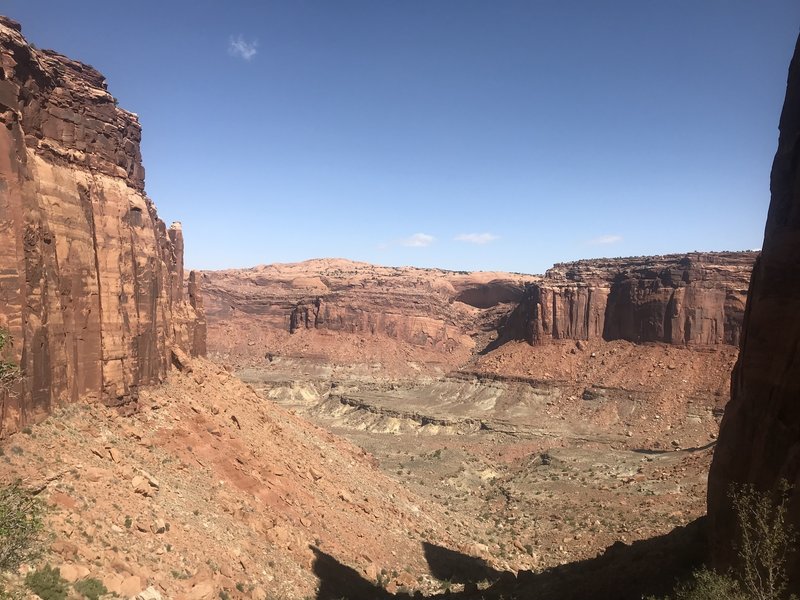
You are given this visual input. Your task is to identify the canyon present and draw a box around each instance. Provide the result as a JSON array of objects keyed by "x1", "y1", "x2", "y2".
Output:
[
  {"x1": 0, "y1": 10, "x2": 798, "y2": 600},
  {"x1": 200, "y1": 253, "x2": 758, "y2": 598}
]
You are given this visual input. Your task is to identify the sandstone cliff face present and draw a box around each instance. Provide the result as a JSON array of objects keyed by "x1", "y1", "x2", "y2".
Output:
[
  {"x1": 203, "y1": 253, "x2": 755, "y2": 374},
  {"x1": 0, "y1": 16, "x2": 205, "y2": 434},
  {"x1": 202, "y1": 259, "x2": 534, "y2": 370},
  {"x1": 505, "y1": 252, "x2": 756, "y2": 347},
  {"x1": 708, "y1": 34, "x2": 800, "y2": 584}
]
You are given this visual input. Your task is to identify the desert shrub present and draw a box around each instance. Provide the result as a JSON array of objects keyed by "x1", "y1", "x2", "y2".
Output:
[
  {"x1": 731, "y1": 481, "x2": 797, "y2": 600},
  {"x1": 73, "y1": 577, "x2": 107, "y2": 600},
  {"x1": 650, "y1": 567, "x2": 746, "y2": 600},
  {"x1": 0, "y1": 330, "x2": 20, "y2": 390},
  {"x1": 24, "y1": 565, "x2": 67, "y2": 600},
  {"x1": 652, "y1": 481, "x2": 798, "y2": 600},
  {"x1": 0, "y1": 481, "x2": 45, "y2": 572}
]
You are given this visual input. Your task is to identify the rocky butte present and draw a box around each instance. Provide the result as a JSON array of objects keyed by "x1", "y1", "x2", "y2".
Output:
[
  {"x1": 708, "y1": 32, "x2": 800, "y2": 589},
  {"x1": 0, "y1": 16, "x2": 205, "y2": 435},
  {"x1": 503, "y1": 251, "x2": 756, "y2": 348}
]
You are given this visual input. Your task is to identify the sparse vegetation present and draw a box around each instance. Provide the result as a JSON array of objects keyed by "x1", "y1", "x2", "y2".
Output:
[
  {"x1": 24, "y1": 565, "x2": 67, "y2": 600},
  {"x1": 0, "y1": 330, "x2": 21, "y2": 391},
  {"x1": 651, "y1": 568, "x2": 746, "y2": 600},
  {"x1": 72, "y1": 577, "x2": 107, "y2": 600},
  {"x1": 652, "y1": 481, "x2": 798, "y2": 600},
  {"x1": 731, "y1": 481, "x2": 797, "y2": 600},
  {"x1": 0, "y1": 481, "x2": 45, "y2": 573}
]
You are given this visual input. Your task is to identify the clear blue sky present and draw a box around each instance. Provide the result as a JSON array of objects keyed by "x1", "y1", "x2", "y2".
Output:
[{"x1": 4, "y1": 1, "x2": 799, "y2": 273}]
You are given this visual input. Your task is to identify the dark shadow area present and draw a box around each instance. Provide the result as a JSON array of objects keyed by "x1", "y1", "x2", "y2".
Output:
[
  {"x1": 633, "y1": 441, "x2": 717, "y2": 455},
  {"x1": 422, "y1": 541, "x2": 502, "y2": 584},
  {"x1": 313, "y1": 546, "x2": 395, "y2": 600},
  {"x1": 313, "y1": 517, "x2": 708, "y2": 600},
  {"x1": 477, "y1": 334, "x2": 509, "y2": 356}
]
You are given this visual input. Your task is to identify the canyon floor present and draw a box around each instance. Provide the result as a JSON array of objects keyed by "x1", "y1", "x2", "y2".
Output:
[
  {"x1": 229, "y1": 335, "x2": 734, "y2": 597},
  {"x1": 1, "y1": 337, "x2": 734, "y2": 600}
]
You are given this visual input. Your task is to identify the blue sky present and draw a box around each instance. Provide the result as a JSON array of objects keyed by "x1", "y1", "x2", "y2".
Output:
[{"x1": 4, "y1": 2, "x2": 799, "y2": 273}]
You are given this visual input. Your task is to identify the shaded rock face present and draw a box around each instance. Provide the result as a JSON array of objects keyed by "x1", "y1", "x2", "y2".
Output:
[
  {"x1": 505, "y1": 252, "x2": 756, "y2": 347},
  {"x1": 708, "y1": 35, "x2": 800, "y2": 585},
  {"x1": 0, "y1": 17, "x2": 205, "y2": 434}
]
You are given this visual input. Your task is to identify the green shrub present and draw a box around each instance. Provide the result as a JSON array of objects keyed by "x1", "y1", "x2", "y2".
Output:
[
  {"x1": 0, "y1": 481, "x2": 45, "y2": 572},
  {"x1": 653, "y1": 481, "x2": 798, "y2": 600},
  {"x1": 73, "y1": 577, "x2": 107, "y2": 600},
  {"x1": 24, "y1": 565, "x2": 67, "y2": 600},
  {"x1": 0, "y1": 330, "x2": 20, "y2": 390},
  {"x1": 731, "y1": 481, "x2": 797, "y2": 600},
  {"x1": 649, "y1": 567, "x2": 746, "y2": 600}
]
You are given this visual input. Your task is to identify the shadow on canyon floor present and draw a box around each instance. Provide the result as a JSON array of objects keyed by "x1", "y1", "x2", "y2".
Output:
[
  {"x1": 633, "y1": 441, "x2": 718, "y2": 455},
  {"x1": 313, "y1": 518, "x2": 707, "y2": 600}
]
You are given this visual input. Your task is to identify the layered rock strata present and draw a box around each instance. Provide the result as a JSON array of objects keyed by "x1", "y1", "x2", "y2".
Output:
[
  {"x1": 203, "y1": 252, "x2": 756, "y2": 371},
  {"x1": 203, "y1": 259, "x2": 534, "y2": 365},
  {"x1": 504, "y1": 252, "x2": 756, "y2": 347},
  {"x1": 708, "y1": 34, "x2": 800, "y2": 586},
  {"x1": 0, "y1": 16, "x2": 205, "y2": 434}
]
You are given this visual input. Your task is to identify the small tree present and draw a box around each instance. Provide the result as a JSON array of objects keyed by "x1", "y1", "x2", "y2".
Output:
[
  {"x1": 650, "y1": 481, "x2": 798, "y2": 600},
  {"x1": 0, "y1": 481, "x2": 45, "y2": 573},
  {"x1": 0, "y1": 329, "x2": 20, "y2": 391},
  {"x1": 731, "y1": 480, "x2": 797, "y2": 600}
]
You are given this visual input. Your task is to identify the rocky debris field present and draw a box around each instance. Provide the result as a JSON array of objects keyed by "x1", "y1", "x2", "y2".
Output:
[
  {"x1": 0, "y1": 358, "x2": 488, "y2": 599},
  {"x1": 241, "y1": 338, "x2": 735, "y2": 585}
]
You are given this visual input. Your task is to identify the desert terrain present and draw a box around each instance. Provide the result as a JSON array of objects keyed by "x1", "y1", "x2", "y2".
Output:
[
  {"x1": 2, "y1": 9, "x2": 800, "y2": 600},
  {"x1": 196, "y1": 252, "x2": 753, "y2": 596}
]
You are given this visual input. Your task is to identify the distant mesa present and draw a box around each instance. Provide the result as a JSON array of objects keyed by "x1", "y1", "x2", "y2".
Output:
[{"x1": 201, "y1": 251, "x2": 757, "y2": 372}]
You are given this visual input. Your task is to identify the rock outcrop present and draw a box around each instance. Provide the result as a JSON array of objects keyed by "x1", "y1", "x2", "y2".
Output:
[
  {"x1": 0, "y1": 16, "x2": 205, "y2": 434},
  {"x1": 504, "y1": 252, "x2": 756, "y2": 347},
  {"x1": 707, "y1": 34, "x2": 800, "y2": 585}
]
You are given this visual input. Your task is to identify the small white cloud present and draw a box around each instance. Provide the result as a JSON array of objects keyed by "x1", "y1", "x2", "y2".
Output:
[
  {"x1": 402, "y1": 233, "x2": 435, "y2": 247},
  {"x1": 455, "y1": 232, "x2": 499, "y2": 245},
  {"x1": 587, "y1": 234, "x2": 623, "y2": 245},
  {"x1": 228, "y1": 35, "x2": 258, "y2": 61}
]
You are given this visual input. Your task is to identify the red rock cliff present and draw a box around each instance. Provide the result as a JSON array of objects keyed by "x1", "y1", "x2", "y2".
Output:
[
  {"x1": 707, "y1": 34, "x2": 800, "y2": 584},
  {"x1": 0, "y1": 16, "x2": 205, "y2": 434},
  {"x1": 202, "y1": 259, "x2": 535, "y2": 370},
  {"x1": 504, "y1": 252, "x2": 756, "y2": 347}
]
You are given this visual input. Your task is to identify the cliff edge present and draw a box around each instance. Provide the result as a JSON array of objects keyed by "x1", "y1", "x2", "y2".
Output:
[
  {"x1": 707, "y1": 33, "x2": 800, "y2": 585},
  {"x1": 0, "y1": 16, "x2": 205, "y2": 434}
]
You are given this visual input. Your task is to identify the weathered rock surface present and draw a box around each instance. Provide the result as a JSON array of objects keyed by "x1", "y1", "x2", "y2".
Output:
[
  {"x1": 202, "y1": 258, "x2": 534, "y2": 371},
  {"x1": 203, "y1": 253, "x2": 755, "y2": 373},
  {"x1": 708, "y1": 34, "x2": 800, "y2": 586},
  {"x1": 0, "y1": 16, "x2": 205, "y2": 434},
  {"x1": 504, "y1": 252, "x2": 756, "y2": 347}
]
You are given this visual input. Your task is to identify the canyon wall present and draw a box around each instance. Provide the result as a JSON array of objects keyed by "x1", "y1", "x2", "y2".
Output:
[
  {"x1": 504, "y1": 252, "x2": 756, "y2": 347},
  {"x1": 203, "y1": 253, "x2": 755, "y2": 372},
  {"x1": 202, "y1": 259, "x2": 533, "y2": 369},
  {"x1": 0, "y1": 16, "x2": 205, "y2": 434},
  {"x1": 707, "y1": 34, "x2": 800, "y2": 585}
]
